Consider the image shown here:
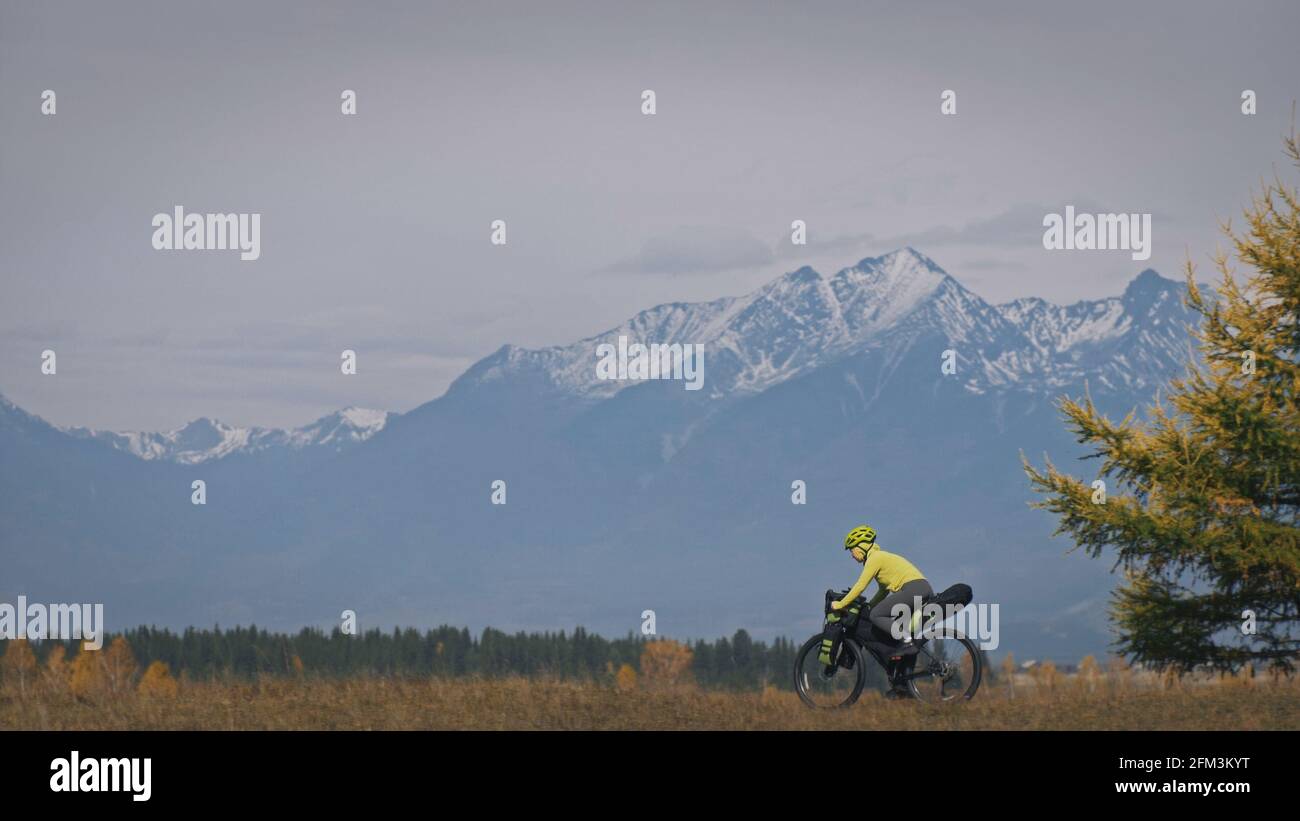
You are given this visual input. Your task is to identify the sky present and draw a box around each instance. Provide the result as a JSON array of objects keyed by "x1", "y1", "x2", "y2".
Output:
[{"x1": 2, "y1": 0, "x2": 1298, "y2": 430}]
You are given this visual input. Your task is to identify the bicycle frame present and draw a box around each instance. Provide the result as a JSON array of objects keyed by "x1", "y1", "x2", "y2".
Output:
[{"x1": 827, "y1": 590, "x2": 954, "y2": 687}]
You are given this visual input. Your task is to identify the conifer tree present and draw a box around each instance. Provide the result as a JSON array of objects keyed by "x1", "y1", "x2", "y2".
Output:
[{"x1": 1026, "y1": 133, "x2": 1300, "y2": 672}]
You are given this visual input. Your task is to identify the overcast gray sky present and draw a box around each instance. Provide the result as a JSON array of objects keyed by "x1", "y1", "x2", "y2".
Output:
[{"x1": 2, "y1": 0, "x2": 1298, "y2": 430}]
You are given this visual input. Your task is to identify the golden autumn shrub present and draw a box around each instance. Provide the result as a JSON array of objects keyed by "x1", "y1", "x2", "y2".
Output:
[
  {"x1": 103, "y1": 637, "x2": 138, "y2": 693},
  {"x1": 42, "y1": 645, "x2": 71, "y2": 693},
  {"x1": 1, "y1": 638, "x2": 37, "y2": 695},
  {"x1": 69, "y1": 649, "x2": 106, "y2": 699},
  {"x1": 137, "y1": 661, "x2": 179, "y2": 698},
  {"x1": 639, "y1": 640, "x2": 693, "y2": 689},
  {"x1": 614, "y1": 663, "x2": 638, "y2": 692}
]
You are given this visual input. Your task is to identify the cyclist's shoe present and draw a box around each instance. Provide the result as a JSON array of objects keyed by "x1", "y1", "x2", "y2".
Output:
[
  {"x1": 885, "y1": 687, "x2": 911, "y2": 700},
  {"x1": 891, "y1": 638, "x2": 919, "y2": 658}
]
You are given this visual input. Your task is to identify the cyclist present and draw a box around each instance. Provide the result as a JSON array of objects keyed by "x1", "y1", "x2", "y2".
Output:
[{"x1": 832, "y1": 525, "x2": 934, "y2": 696}]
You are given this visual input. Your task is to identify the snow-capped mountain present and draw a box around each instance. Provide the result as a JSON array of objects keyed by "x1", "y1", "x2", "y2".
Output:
[
  {"x1": 452, "y1": 248, "x2": 1198, "y2": 403},
  {"x1": 454, "y1": 249, "x2": 956, "y2": 401},
  {"x1": 66, "y1": 406, "x2": 391, "y2": 464},
  {"x1": 994, "y1": 269, "x2": 1198, "y2": 392}
]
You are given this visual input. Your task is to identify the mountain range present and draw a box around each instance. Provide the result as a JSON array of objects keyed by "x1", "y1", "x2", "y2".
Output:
[
  {"x1": 65, "y1": 407, "x2": 389, "y2": 464},
  {"x1": 0, "y1": 249, "x2": 1204, "y2": 661}
]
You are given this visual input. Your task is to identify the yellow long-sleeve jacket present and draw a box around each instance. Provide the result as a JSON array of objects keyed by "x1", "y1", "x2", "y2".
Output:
[{"x1": 833, "y1": 546, "x2": 925, "y2": 610}]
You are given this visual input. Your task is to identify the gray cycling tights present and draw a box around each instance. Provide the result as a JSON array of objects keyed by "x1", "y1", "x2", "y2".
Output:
[{"x1": 868, "y1": 579, "x2": 934, "y2": 639}]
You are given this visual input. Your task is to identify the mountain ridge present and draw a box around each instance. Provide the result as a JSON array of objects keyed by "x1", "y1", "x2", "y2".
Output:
[
  {"x1": 63, "y1": 406, "x2": 391, "y2": 464},
  {"x1": 446, "y1": 249, "x2": 1198, "y2": 408},
  {"x1": 4, "y1": 250, "x2": 1198, "y2": 462}
]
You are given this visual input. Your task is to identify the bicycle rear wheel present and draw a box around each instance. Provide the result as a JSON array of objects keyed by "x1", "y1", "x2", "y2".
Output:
[
  {"x1": 905, "y1": 635, "x2": 981, "y2": 702},
  {"x1": 794, "y1": 634, "x2": 868, "y2": 708}
]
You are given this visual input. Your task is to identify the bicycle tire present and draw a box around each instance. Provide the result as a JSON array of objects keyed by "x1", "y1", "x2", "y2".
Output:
[
  {"x1": 906, "y1": 635, "x2": 982, "y2": 702},
  {"x1": 794, "y1": 633, "x2": 868, "y2": 708}
]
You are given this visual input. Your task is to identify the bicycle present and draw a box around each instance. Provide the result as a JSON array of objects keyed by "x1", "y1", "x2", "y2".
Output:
[{"x1": 793, "y1": 584, "x2": 982, "y2": 707}]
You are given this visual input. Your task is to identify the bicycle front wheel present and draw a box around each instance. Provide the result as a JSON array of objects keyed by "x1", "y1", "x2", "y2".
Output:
[{"x1": 794, "y1": 634, "x2": 868, "y2": 709}]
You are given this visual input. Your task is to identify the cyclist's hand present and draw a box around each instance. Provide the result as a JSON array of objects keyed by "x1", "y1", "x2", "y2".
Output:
[{"x1": 830, "y1": 600, "x2": 844, "y2": 611}]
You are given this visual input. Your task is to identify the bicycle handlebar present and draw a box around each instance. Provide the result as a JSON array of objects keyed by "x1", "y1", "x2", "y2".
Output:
[{"x1": 824, "y1": 588, "x2": 866, "y2": 616}]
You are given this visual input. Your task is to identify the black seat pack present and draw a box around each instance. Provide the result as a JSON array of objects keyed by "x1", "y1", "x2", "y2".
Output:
[{"x1": 930, "y1": 583, "x2": 973, "y2": 607}]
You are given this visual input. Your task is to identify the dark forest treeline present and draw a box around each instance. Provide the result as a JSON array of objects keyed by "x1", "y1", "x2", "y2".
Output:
[{"x1": 12, "y1": 625, "x2": 809, "y2": 691}]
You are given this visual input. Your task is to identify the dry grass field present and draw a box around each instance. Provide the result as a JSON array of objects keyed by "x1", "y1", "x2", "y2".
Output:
[{"x1": 3, "y1": 670, "x2": 1297, "y2": 730}]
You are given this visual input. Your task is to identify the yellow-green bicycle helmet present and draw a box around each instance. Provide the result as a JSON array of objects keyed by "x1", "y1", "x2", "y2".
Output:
[{"x1": 843, "y1": 525, "x2": 877, "y2": 551}]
